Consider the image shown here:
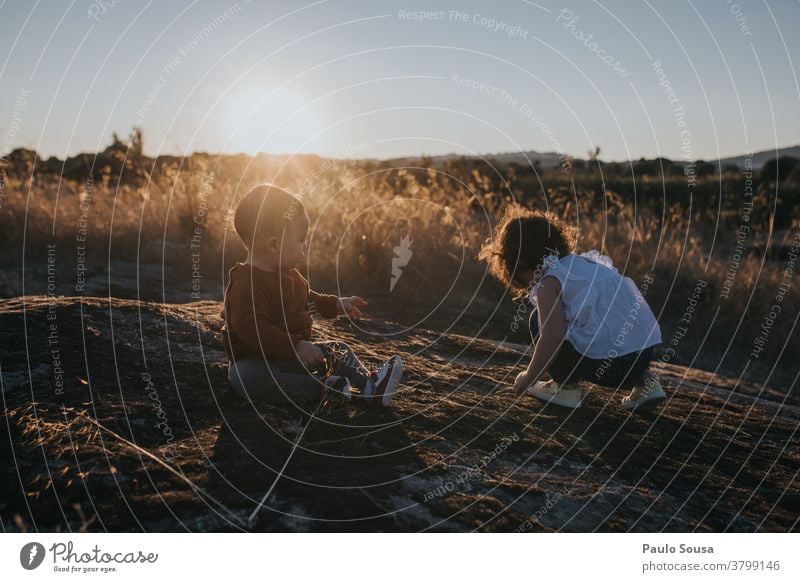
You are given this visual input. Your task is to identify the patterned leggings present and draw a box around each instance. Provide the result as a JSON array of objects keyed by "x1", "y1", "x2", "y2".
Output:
[{"x1": 227, "y1": 341, "x2": 372, "y2": 406}]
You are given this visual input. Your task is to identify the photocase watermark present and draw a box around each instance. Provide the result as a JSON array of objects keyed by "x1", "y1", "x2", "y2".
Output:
[
  {"x1": 294, "y1": 142, "x2": 368, "y2": 197},
  {"x1": 652, "y1": 60, "x2": 695, "y2": 188},
  {"x1": 142, "y1": 372, "x2": 178, "y2": 461},
  {"x1": 179, "y1": 2, "x2": 248, "y2": 57},
  {"x1": 660, "y1": 279, "x2": 707, "y2": 365},
  {"x1": 514, "y1": 485, "x2": 574, "y2": 531},
  {"x1": 555, "y1": 8, "x2": 629, "y2": 77},
  {"x1": 510, "y1": 294, "x2": 531, "y2": 333},
  {"x1": 721, "y1": 153, "x2": 754, "y2": 300},
  {"x1": 45, "y1": 243, "x2": 66, "y2": 396},
  {"x1": 282, "y1": 196, "x2": 302, "y2": 223},
  {"x1": 3, "y1": 87, "x2": 30, "y2": 157},
  {"x1": 611, "y1": 282, "x2": 649, "y2": 350},
  {"x1": 397, "y1": 9, "x2": 529, "y2": 38},
  {"x1": 510, "y1": 248, "x2": 559, "y2": 332},
  {"x1": 585, "y1": 278, "x2": 704, "y2": 396},
  {"x1": 87, "y1": 0, "x2": 120, "y2": 22},
  {"x1": 397, "y1": 9, "x2": 446, "y2": 21},
  {"x1": 591, "y1": 272, "x2": 657, "y2": 380},
  {"x1": 20, "y1": 542, "x2": 46, "y2": 570},
  {"x1": 136, "y1": 2, "x2": 247, "y2": 120},
  {"x1": 190, "y1": 173, "x2": 214, "y2": 299},
  {"x1": 451, "y1": 74, "x2": 505, "y2": 98},
  {"x1": 45, "y1": 541, "x2": 157, "y2": 574},
  {"x1": 390, "y1": 234, "x2": 413, "y2": 292},
  {"x1": 725, "y1": 0, "x2": 752, "y2": 37},
  {"x1": 452, "y1": 74, "x2": 571, "y2": 172},
  {"x1": 21, "y1": 540, "x2": 159, "y2": 573},
  {"x1": 75, "y1": 180, "x2": 93, "y2": 294},
  {"x1": 1, "y1": 87, "x2": 26, "y2": 205},
  {"x1": 449, "y1": 10, "x2": 529, "y2": 38},
  {"x1": 749, "y1": 230, "x2": 800, "y2": 360},
  {"x1": 423, "y1": 433, "x2": 520, "y2": 501}
]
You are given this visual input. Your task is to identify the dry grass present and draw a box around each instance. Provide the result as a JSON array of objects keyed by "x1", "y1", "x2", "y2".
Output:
[{"x1": 1, "y1": 152, "x2": 798, "y2": 388}]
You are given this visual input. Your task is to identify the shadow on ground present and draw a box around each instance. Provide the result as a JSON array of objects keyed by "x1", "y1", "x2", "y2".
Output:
[{"x1": 1, "y1": 296, "x2": 798, "y2": 532}]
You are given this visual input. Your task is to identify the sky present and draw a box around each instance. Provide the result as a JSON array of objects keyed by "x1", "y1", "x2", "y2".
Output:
[{"x1": 1, "y1": 0, "x2": 799, "y2": 162}]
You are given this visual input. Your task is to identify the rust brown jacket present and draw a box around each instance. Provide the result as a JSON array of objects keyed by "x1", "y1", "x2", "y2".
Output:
[{"x1": 221, "y1": 263, "x2": 339, "y2": 362}]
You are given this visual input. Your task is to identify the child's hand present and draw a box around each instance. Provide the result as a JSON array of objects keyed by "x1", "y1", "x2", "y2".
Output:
[
  {"x1": 513, "y1": 371, "x2": 533, "y2": 395},
  {"x1": 296, "y1": 340, "x2": 324, "y2": 369},
  {"x1": 337, "y1": 296, "x2": 368, "y2": 318}
]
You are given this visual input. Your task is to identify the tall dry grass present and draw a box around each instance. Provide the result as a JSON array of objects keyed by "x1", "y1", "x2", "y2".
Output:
[{"x1": 1, "y1": 152, "x2": 798, "y2": 389}]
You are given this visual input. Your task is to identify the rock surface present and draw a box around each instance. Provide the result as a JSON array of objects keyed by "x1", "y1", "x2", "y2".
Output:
[{"x1": 1, "y1": 295, "x2": 798, "y2": 532}]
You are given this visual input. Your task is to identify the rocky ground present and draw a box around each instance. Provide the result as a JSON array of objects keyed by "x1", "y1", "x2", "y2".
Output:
[{"x1": 1, "y1": 295, "x2": 798, "y2": 532}]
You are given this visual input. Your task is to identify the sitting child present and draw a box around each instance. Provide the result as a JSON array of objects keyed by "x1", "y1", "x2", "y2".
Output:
[
  {"x1": 479, "y1": 205, "x2": 665, "y2": 411},
  {"x1": 221, "y1": 184, "x2": 403, "y2": 410}
]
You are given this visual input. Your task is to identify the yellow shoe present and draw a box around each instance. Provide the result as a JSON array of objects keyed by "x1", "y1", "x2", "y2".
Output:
[
  {"x1": 528, "y1": 380, "x2": 583, "y2": 409},
  {"x1": 622, "y1": 374, "x2": 666, "y2": 410}
]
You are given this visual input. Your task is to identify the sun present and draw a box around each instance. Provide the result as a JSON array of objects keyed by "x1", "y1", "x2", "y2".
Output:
[{"x1": 219, "y1": 82, "x2": 324, "y2": 155}]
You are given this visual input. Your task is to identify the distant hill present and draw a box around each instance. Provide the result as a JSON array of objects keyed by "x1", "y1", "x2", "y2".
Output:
[
  {"x1": 6, "y1": 141, "x2": 799, "y2": 178},
  {"x1": 386, "y1": 145, "x2": 800, "y2": 171},
  {"x1": 717, "y1": 146, "x2": 800, "y2": 170},
  {"x1": 387, "y1": 150, "x2": 567, "y2": 170}
]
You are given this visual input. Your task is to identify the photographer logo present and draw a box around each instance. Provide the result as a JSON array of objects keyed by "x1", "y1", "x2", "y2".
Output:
[{"x1": 20, "y1": 542, "x2": 46, "y2": 570}]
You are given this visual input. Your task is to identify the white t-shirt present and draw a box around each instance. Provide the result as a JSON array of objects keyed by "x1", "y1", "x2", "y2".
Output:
[{"x1": 528, "y1": 251, "x2": 661, "y2": 359}]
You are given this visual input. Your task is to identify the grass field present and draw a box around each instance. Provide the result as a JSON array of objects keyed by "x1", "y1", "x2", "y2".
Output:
[{"x1": 1, "y1": 144, "x2": 798, "y2": 392}]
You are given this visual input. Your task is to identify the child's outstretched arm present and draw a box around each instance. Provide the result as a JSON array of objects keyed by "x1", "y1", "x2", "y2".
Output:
[
  {"x1": 513, "y1": 277, "x2": 567, "y2": 395},
  {"x1": 307, "y1": 286, "x2": 368, "y2": 319},
  {"x1": 336, "y1": 296, "x2": 368, "y2": 318},
  {"x1": 307, "y1": 288, "x2": 340, "y2": 318}
]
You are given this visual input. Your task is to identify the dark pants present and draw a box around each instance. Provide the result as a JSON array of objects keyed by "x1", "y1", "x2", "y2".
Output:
[
  {"x1": 529, "y1": 309, "x2": 653, "y2": 389},
  {"x1": 228, "y1": 341, "x2": 372, "y2": 406}
]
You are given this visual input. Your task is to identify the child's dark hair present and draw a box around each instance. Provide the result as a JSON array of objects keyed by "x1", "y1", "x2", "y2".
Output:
[
  {"x1": 479, "y1": 204, "x2": 576, "y2": 295},
  {"x1": 233, "y1": 184, "x2": 304, "y2": 250}
]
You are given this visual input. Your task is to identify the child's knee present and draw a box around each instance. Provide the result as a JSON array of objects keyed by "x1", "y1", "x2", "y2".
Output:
[{"x1": 328, "y1": 340, "x2": 354, "y2": 353}]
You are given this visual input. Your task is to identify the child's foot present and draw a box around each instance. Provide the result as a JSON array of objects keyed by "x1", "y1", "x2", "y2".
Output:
[
  {"x1": 368, "y1": 355, "x2": 403, "y2": 407},
  {"x1": 323, "y1": 375, "x2": 352, "y2": 402},
  {"x1": 528, "y1": 380, "x2": 583, "y2": 409},
  {"x1": 320, "y1": 376, "x2": 352, "y2": 418},
  {"x1": 622, "y1": 374, "x2": 666, "y2": 410}
]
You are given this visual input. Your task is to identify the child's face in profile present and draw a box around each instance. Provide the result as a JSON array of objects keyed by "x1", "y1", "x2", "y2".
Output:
[{"x1": 276, "y1": 211, "x2": 309, "y2": 270}]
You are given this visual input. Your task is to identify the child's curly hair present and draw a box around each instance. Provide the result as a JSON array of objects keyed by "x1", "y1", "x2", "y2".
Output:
[{"x1": 478, "y1": 204, "x2": 576, "y2": 296}]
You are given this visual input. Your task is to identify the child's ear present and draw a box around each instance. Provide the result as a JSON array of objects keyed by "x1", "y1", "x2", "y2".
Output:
[{"x1": 263, "y1": 235, "x2": 280, "y2": 253}]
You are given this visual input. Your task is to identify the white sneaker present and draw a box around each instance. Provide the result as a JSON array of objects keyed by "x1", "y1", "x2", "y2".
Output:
[
  {"x1": 622, "y1": 375, "x2": 666, "y2": 410},
  {"x1": 369, "y1": 355, "x2": 403, "y2": 407},
  {"x1": 528, "y1": 380, "x2": 583, "y2": 409}
]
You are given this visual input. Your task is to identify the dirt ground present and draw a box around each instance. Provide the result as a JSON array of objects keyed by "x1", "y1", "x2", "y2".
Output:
[{"x1": 1, "y1": 295, "x2": 798, "y2": 532}]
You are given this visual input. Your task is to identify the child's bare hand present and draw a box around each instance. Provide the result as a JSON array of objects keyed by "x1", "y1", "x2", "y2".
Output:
[
  {"x1": 337, "y1": 296, "x2": 368, "y2": 318},
  {"x1": 513, "y1": 371, "x2": 533, "y2": 395},
  {"x1": 296, "y1": 340, "x2": 324, "y2": 369}
]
